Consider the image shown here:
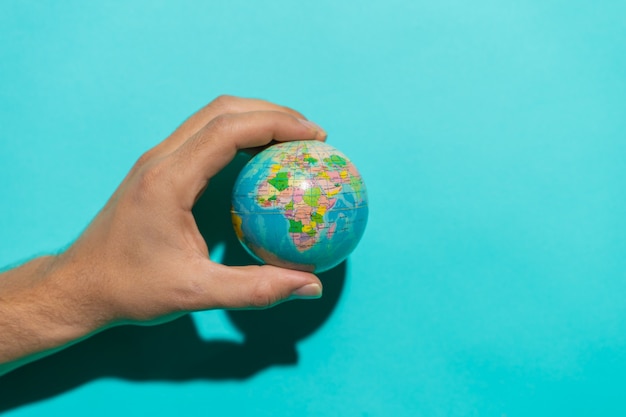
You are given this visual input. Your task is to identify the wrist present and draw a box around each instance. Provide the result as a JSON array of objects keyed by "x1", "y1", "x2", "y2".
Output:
[
  {"x1": 42, "y1": 253, "x2": 112, "y2": 340},
  {"x1": 0, "y1": 255, "x2": 105, "y2": 367}
]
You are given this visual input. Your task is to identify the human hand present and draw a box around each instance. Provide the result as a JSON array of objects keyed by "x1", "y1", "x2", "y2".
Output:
[
  {"x1": 56, "y1": 96, "x2": 327, "y2": 330},
  {"x1": 0, "y1": 96, "x2": 327, "y2": 373}
]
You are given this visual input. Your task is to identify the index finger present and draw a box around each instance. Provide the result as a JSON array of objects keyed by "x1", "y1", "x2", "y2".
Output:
[
  {"x1": 171, "y1": 110, "x2": 326, "y2": 206},
  {"x1": 154, "y1": 96, "x2": 310, "y2": 158}
]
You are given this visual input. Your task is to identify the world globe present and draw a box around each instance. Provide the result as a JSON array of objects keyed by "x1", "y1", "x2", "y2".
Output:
[{"x1": 231, "y1": 140, "x2": 368, "y2": 273}]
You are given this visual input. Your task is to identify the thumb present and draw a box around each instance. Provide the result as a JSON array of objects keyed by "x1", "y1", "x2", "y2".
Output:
[{"x1": 199, "y1": 263, "x2": 323, "y2": 310}]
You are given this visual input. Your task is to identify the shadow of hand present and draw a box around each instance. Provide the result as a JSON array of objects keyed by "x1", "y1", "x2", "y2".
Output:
[{"x1": 0, "y1": 263, "x2": 346, "y2": 412}]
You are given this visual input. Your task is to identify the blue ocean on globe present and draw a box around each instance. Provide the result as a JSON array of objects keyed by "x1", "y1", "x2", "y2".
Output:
[{"x1": 231, "y1": 140, "x2": 368, "y2": 273}]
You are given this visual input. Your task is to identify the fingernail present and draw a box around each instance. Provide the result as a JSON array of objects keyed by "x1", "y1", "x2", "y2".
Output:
[
  {"x1": 298, "y1": 119, "x2": 327, "y2": 138},
  {"x1": 291, "y1": 283, "x2": 323, "y2": 299}
]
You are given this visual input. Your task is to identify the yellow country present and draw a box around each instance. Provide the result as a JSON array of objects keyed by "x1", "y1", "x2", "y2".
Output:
[
  {"x1": 231, "y1": 212, "x2": 244, "y2": 240},
  {"x1": 318, "y1": 171, "x2": 330, "y2": 180}
]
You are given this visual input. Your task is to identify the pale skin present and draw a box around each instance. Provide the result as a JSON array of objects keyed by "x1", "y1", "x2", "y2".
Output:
[{"x1": 0, "y1": 95, "x2": 326, "y2": 376}]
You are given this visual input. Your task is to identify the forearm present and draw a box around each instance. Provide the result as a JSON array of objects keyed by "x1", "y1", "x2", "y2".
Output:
[{"x1": 0, "y1": 256, "x2": 98, "y2": 376}]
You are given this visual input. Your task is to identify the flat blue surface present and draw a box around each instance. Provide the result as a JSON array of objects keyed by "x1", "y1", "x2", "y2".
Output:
[{"x1": 1, "y1": 1, "x2": 625, "y2": 415}]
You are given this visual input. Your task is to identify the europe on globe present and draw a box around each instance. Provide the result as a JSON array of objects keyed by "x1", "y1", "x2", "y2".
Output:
[{"x1": 231, "y1": 140, "x2": 368, "y2": 273}]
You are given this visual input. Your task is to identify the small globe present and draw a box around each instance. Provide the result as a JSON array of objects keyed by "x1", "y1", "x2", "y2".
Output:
[{"x1": 231, "y1": 140, "x2": 368, "y2": 273}]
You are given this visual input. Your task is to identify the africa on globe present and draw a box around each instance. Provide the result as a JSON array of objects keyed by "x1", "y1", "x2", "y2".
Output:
[{"x1": 231, "y1": 140, "x2": 368, "y2": 273}]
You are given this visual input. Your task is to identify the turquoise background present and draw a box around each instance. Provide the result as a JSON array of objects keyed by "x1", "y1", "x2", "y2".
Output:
[{"x1": 1, "y1": 1, "x2": 625, "y2": 415}]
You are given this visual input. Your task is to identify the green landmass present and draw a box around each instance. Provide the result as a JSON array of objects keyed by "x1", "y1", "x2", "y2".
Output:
[
  {"x1": 285, "y1": 200, "x2": 294, "y2": 210},
  {"x1": 268, "y1": 172, "x2": 289, "y2": 191},
  {"x1": 350, "y1": 176, "x2": 363, "y2": 200},
  {"x1": 305, "y1": 156, "x2": 318, "y2": 164},
  {"x1": 324, "y1": 154, "x2": 347, "y2": 167},
  {"x1": 311, "y1": 212, "x2": 324, "y2": 223},
  {"x1": 288, "y1": 219, "x2": 303, "y2": 233},
  {"x1": 303, "y1": 186, "x2": 322, "y2": 207},
  {"x1": 306, "y1": 228, "x2": 317, "y2": 237},
  {"x1": 268, "y1": 195, "x2": 277, "y2": 201}
]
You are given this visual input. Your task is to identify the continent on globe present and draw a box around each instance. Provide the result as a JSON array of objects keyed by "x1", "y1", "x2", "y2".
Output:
[{"x1": 231, "y1": 140, "x2": 368, "y2": 273}]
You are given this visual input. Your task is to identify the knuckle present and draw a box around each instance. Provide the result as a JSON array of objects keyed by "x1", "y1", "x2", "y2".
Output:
[
  {"x1": 211, "y1": 94, "x2": 236, "y2": 111},
  {"x1": 135, "y1": 159, "x2": 170, "y2": 197},
  {"x1": 133, "y1": 148, "x2": 158, "y2": 170},
  {"x1": 249, "y1": 279, "x2": 276, "y2": 309},
  {"x1": 208, "y1": 113, "x2": 235, "y2": 133},
  {"x1": 177, "y1": 277, "x2": 207, "y2": 311}
]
